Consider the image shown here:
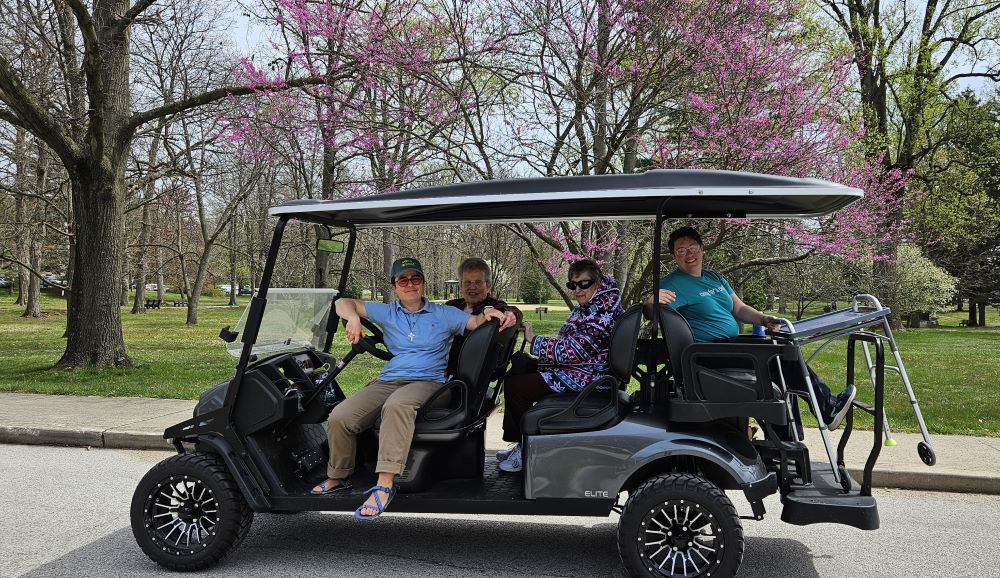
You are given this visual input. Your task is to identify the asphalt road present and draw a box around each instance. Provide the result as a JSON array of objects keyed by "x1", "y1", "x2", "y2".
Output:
[{"x1": 2, "y1": 444, "x2": 998, "y2": 578}]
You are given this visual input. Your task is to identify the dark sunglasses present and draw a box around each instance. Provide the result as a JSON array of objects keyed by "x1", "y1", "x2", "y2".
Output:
[{"x1": 565, "y1": 278, "x2": 596, "y2": 290}]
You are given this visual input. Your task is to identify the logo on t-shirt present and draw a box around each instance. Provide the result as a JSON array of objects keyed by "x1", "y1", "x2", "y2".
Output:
[{"x1": 698, "y1": 285, "x2": 727, "y2": 298}]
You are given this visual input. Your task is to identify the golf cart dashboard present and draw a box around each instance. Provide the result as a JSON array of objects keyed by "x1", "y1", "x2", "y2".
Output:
[
  {"x1": 248, "y1": 349, "x2": 328, "y2": 387},
  {"x1": 223, "y1": 349, "x2": 336, "y2": 433}
]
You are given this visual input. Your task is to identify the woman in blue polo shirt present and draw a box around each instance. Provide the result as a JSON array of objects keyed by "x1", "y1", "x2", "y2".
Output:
[
  {"x1": 652, "y1": 226, "x2": 856, "y2": 436},
  {"x1": 310, "y1": 257, "x2": 515, "y2": 520}
]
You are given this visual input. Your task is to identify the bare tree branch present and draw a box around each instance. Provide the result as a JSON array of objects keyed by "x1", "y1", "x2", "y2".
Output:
[
  {"x1": 0, "y1": 57, "x2": 79, "y2": 161},
  {"x1": 111, "y1": 0, "x2": 160, "y2": 37},
  {"x1": 63, "y1": 0, "x2": 106, "y2": 153},
  {"x1": 125, "y1": 75, "x2": 337, "y2": 135}
]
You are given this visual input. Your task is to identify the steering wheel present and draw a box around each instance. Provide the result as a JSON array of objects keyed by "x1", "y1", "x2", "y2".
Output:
[{"x1": 342, "y1": 317, "x2": 393, "y2": 361}]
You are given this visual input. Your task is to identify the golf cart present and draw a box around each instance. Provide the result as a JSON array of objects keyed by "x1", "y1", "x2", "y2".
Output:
[{"x1": 130, "y1": 170, "x2": 935, "y2": 576}]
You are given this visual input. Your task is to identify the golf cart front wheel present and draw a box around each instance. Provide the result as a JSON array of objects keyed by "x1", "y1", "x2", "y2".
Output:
[
  {"x1": 130, "y1": 452, "x2": 253, "y2": 571},
  {"x1": 618, "y1": 473, "x2": 743, "y2": 578}
]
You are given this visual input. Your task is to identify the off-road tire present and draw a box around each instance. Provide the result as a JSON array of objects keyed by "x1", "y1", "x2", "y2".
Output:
[
  {"x1": 618, "y1": 473, "x2": 743, "y2": 577},
  {"x1": 131, "y1": 452, "x2": 253, "y2": 571}
]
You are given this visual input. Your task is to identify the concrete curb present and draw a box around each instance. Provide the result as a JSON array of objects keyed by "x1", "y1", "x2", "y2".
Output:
[{"x1": 0, "y1": 426, "x2": 174, "y2": 451}]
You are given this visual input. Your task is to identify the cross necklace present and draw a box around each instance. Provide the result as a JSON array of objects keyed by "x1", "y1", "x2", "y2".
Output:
[{"x1": 405, "y1": 312, "x2": 418, "y2": 342}]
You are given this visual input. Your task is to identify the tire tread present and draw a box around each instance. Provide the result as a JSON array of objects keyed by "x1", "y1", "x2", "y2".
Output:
[{"x1": 131, "y1": 452, "x2": 253, "y2": 572}]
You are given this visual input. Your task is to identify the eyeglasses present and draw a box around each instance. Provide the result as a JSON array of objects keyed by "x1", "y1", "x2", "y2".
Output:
[
  {"x1": 462, "y1": 279, "x2": 485, "y2": 287},
  {"x1": 394, "y1": 275, "x2": 424, "y2": 287},
  {"x1": 566, "y1": 278, "x2": 596, "y2": 290},
  {"x1": 674, "y1": 245, "x2": 702, "y2": 257}
]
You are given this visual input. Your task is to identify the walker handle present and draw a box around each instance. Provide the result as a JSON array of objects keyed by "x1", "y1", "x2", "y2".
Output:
[{"x1": 852, "y1": 294, "x2": 884, "y2": 312}]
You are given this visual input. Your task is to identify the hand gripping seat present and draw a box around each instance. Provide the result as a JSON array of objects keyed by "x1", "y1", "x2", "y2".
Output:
[
  {"x1": 520, "y1": 304, "x2": 642, "y2": 436},
  {"x1": 658, "y1": 306, "x2": 794, "y2": 424}
]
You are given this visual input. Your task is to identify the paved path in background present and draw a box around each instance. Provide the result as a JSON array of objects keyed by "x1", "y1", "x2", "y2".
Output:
[{"x1": 1, "y1": 392, "x2": 998, "y2": 494}]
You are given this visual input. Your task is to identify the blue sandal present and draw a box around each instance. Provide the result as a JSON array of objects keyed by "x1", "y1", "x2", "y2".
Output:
[
  {"x1": 354, "y1": 484, "x2": 397, "y2": 521},
  {"x1": 310, "y1": 478, "x2": 352, "y2": 495}
]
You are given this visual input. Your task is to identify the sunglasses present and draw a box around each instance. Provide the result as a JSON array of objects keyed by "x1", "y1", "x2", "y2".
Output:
[
  {"x1": 394, "y1": 275, "x2": 424, "y2": 287},
  {"x1": 565, "y1": 278, "x2": 596, "y2": 290}
]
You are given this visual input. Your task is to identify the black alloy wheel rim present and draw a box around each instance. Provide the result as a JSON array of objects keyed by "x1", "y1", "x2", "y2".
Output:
[
  {"x1": 637, "y1": 499, "x2": 723, "y2": 577},
  {"x1": 143, "y1": 475, "x2": 219, "y2": 555}
]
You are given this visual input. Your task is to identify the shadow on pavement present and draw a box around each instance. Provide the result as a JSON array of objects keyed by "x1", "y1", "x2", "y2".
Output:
[{"x1": 23, "y1": 514, "x2": 819, "y2": 577}]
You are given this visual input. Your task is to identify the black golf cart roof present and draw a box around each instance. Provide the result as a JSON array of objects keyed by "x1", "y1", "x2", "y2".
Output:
[{"x1": 268, "y1": 169, "x2": 862, "y2": 227}]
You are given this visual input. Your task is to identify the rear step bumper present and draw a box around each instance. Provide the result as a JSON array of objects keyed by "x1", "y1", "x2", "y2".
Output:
[{"x1": 781, "y1": 462, "x2": 879, "y2": 530}]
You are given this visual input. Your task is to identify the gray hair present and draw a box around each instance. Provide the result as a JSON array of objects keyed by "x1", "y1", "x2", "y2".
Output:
[{"x1": 458, "y1": 257, "x2": 492, "y2": 285}]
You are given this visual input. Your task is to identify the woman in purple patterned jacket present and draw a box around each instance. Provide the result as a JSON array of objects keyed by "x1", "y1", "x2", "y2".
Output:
[{"x1": 497, "y1": 258, "x2": 624, "y2": 473}]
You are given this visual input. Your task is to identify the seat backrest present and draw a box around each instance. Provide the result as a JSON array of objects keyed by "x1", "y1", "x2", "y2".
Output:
[
  {"x1": 454, "y1": 319, "x2": 500, "y2": 386},
  {"x1": 476, "y1": 324, "x2": 517, "y2": 415},
  {"x1": 453, "y1": 320, "x2": 501, "y2": 416},
  {"x1": 657, "y1": 306, "x2": 695, "y2": 385},
  {"x1": 606, "y1": 304, "x2": 643, "y2": 383}
]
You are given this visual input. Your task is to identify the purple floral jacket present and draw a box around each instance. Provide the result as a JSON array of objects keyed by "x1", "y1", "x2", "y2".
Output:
[{"x1": 531, "y1": 275, "x2": 624, "y2": 393}]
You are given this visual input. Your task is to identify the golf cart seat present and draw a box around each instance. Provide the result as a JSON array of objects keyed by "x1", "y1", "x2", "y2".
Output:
[
  {"x1": 520, "y1": 304, "x2": 642, "y2": 436},
  {"x1": 414, "y1": 320, "x2": 517, "y2": 438},
  {"x1": 658, "y1": 306, "x2": 794, "y2": 424},
  {"x1": 374, "y1": 320, "x2": 515, "y2": 492}
]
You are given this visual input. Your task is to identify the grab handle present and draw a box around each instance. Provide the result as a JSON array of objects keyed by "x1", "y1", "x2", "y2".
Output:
[{"x1": 852, "y1": 294, "x2": 884, "y2": 312}]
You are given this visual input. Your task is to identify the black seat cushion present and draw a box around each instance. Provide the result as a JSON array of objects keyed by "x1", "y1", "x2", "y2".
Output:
[
  {"x1": 519, "y1": 305, "x2": 642, "y2": 436},
  {"x1": 521, "y1": 390, "x2": 630, "y2": 435}
]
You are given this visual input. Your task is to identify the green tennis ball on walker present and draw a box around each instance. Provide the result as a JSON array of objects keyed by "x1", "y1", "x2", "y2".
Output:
[{"x1": 884, "y1": 438, "x2": 897, "y2": 447}]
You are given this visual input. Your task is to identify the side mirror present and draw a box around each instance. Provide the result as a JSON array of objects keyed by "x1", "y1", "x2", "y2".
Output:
[{"x1": 316, "y1": 239, "x2": 345, "y2": 253}]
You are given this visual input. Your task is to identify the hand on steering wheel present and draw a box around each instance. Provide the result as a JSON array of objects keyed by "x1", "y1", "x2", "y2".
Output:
[{"x1": 342, "y1": 318, "x2": 393, "y2": 361}]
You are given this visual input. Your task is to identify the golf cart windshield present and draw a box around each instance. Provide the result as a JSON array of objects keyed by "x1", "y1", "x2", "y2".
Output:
[{"x1": 227, "y1": 288, "x2": 338, "y2": 358}]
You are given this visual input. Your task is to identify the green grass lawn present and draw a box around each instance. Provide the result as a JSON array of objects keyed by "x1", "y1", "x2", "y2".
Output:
[{"x1": 1, "y1": 292, "x2": 997, "y2": 436}]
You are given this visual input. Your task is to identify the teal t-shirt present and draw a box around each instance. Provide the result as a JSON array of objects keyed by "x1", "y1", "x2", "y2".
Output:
[{"x1": 659, "y1": 269, "x2": 738, "y2": 342}]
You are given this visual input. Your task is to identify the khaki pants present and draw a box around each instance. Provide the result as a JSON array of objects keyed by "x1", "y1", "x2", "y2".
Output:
[{"x1": 326, "y1": 378, "x2": 442, "y2": 478}]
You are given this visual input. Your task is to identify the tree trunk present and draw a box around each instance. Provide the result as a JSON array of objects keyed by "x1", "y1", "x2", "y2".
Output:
[
  {"x1": 22, "y1": 225, "x2": 42, "y2": 318},
  {"x1": 155, "y1": 246, "x2": 165, "y2": 302},
  {"x1": 873, "y1": 255, "x2": 902, "y2": 329},
  {"x1": 176, "y1": 210, "x2": 190, "y2": 298},
  {"x1": 382, "y1": 229, "x2": 394, "y2": 303},
  {"x1": 13, "y1": 127, "x2": 28, "y2": 307},
  {"x1": 131, "y1": 130, "x2": 161, "y2": 314},
  {"x1": 968, "y1": 301, "x2": 978, "y2": 326},
  {"x1": 131, "y1": 199, "x2": 151, "y2": 314},
  {"x1": 228, "y1": 220, "x2": 238, "y2": 306},
  {"x1": 186, "y1": 245, "x2": 213, "y2": 325},
  {"x1": 977, "y1": 301, "x2": 987, "y2": 327},
  {"x1": 22, "y1": 139, "x2": 51, "y2": 317},
  {"x1": 57, "y1": 166, "x2": 132, "y2": 368}
]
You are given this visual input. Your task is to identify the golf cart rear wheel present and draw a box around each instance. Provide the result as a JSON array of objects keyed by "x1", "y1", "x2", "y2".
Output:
[
  {"x1": 618, "y1": 473, "x2": 743, "y2": 578},
  {"x1": 130, "y1": 452, "x2": 253, "y2": 571}
]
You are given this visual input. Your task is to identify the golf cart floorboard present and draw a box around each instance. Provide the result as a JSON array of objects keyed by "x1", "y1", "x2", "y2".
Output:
[
  {"x1": 780, "y1": 462, "x2": 879, "y2": 530},
  {"x1": 268, "y1": 456, "x2": 612, "y2": 517}
]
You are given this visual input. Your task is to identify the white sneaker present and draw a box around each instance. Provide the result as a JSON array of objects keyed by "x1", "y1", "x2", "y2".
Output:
[
  {"x1": 495, "y1": 443, "x2": 520, "y2": 462},
  {"x1": 498, "y1": 444, "x2": 522, "y2": 473}
]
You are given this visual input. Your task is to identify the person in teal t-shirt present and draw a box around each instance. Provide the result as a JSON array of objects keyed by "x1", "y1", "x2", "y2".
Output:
[{"x1": 650, "y1": 226, "x2": 856, "y2": 436}]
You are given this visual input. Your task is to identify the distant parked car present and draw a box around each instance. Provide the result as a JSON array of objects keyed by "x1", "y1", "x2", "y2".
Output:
[
  {"x1": 0, "y1": 275, "x2": 11, "y2": 288},
  {"x1": 144, "y1": 283, "x2": 168, "y2": 292},
  {"x1": 238, "y1": 285, "x2": 253, "y2": 295}
]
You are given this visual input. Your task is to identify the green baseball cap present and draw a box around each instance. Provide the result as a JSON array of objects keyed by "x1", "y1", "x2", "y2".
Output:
[{"x1": 390, "y1": 257, "x2": 424, "y2": 279}]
